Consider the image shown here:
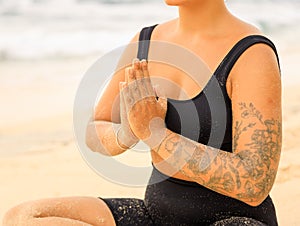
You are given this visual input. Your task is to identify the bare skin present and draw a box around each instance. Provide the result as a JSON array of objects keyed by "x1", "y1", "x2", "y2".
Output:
[
  {"x1": 3, "y1": 0, "x2": 281, "y2": 225},
  {"x1": 3, "y1": 197, "x2": 116, "y2": 226}
]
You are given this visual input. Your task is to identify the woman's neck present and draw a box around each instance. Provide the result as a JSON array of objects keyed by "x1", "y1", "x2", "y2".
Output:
[{"x1": 176, "y1": 1, "x2": 231, "y2": 37}]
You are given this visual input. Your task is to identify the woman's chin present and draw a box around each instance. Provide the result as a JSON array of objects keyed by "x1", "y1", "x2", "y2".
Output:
[
  {"x1": 164, "y1": 0, "x2": 186, "y2": 6},
  {"x1": 164, "y1": 0, "x2": 202, "y2": 7}
]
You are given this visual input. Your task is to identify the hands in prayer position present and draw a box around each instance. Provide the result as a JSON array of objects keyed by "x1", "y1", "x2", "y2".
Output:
[{"x1": 119, "y1": 59, "x2": 168, "y2": 149}]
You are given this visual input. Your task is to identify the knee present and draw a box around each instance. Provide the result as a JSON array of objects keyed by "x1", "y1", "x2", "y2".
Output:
[
  {"x1": 3, "y1": 201, "x2": 35, "y2": 226},
  {"x1": 3, "y1": 205, "x2": 21, "y2": 226}
]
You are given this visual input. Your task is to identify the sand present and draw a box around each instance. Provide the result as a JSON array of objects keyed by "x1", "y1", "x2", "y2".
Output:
[{"x1": 0, "y1": 51, "x2": 299, "y2": 225}]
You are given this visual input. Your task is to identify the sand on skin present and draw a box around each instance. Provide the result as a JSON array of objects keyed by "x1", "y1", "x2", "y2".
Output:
[{"x1": 0, "y1": 54, "x2": 300, "y2": 225}]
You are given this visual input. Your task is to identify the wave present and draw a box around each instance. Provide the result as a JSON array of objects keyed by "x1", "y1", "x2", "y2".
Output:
[{"x1": 0, "y1": 0, "x2": 299, "y2": 60}]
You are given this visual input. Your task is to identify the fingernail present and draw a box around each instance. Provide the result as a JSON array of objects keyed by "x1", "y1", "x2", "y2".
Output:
[
  {"x1": 141, "y1": 59, "x2": 147, "y2": 67},
  {"x1": 132, "y1": 58, "x2": 139, "y2": 64}
]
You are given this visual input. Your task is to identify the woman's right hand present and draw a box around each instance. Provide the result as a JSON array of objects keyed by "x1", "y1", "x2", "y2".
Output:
[{"x1": 117, "y1": 82, "x2": 139, "y2": 149}]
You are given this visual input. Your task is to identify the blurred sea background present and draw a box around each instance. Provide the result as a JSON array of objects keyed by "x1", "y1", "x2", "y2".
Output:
[
  {"x1": 0, "y1": 1, "x2": 300, "y2": 225},
  {"x1": 0, "y1": 0, "x2": 299, "y2": 152},
  {"x1": 0, "y1": 0, "x2": 299, "y2": 60}
]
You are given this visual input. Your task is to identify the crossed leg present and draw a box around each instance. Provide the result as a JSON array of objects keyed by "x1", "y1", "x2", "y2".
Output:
[{"x1": 2, "y1": 196, "x2": 116, "y2": 226}]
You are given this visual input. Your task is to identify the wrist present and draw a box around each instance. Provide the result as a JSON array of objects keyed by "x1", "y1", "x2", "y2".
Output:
[
  {"x1": 117, "y1": 126, "x2": 139, "y2": 149},
  {"x1": 143, "y1": 127, "x2": 168, "y2": 150}
]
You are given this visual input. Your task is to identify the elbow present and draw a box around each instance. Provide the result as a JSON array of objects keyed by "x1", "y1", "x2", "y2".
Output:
[
  {"x1": 85, "y1": 136, "x2": 96, "y2": 153},
  {"x1": 85, "y1": 121, "x2": 106, "y2": 154},
  {"x1": 243, "y1": 196, "x2": 268, "y2": 207},
  {"x1": 236, "y1": 154, "x2": 279, "y2": 207},
  {"x1": 239, "y1": 180, "x2": 275, "y2": 207},
  {"x1": 85, "y1": 126, "x2": 111, "y2": 156},
  {"x1": 85, "y1": 121, "x2": 124, "y2": 156},
  {"x1": 85, "y1": 122, "x2": 97, "y2": 152}
]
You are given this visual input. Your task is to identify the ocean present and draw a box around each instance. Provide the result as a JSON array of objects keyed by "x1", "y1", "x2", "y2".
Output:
[
  {"x1": 0, "y1": 0, "x2": 299, "y2": 61},
  {"x1": 0, "y1": 0, "x2": 299, "y2": 167}
]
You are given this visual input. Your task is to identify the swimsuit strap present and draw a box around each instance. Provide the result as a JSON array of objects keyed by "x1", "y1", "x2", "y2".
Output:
[
  {"x1": 214, "y1": 35, "x2": 281, "y2": 81},
  {"x1": 137, "y1": 24, "x2": 158, "y2": 60}
]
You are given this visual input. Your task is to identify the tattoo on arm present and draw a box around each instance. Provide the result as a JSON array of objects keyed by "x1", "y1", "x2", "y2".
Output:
[{"x1": 155, "y1": 102, "x2": 281, "y2": 204}]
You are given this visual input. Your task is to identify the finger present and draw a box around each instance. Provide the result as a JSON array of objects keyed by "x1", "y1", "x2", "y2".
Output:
[
  {"x1": 140, "y1": 59, "x2": 155, "y2": 96},
  {"x1": 121, "y1": 82, "x2": 132, "y2": 113},
  {"x1": 122, "y1": 81, "x2": 139, "y2": 115},
  {"x1": 120, "y1": 82, "x2": 128, "y2": 97},
  {"x1": 134, "y1": 61, "x2": 143, "y2": 80},
  {"x1": 127, "y1": 67, "x2": 139, "y2": 100},
  {"x1": 134, "y1": 60, "x2": 149, "y2": 98},
  {"x1": 140, "y1": 59, "x2": 149, "y2": 78},
  {"x1": 136, "y1": 78, "x2": 149, "y2": 98},
  {"x1": 132, "y1": 58, "x2": 142, "y2": 81},
  {"x1": 154, "y1": 84, "x2": 167, "y2": 111},
  {"x1": 126, "y1": 67, "x2": 141, "y2": 102},
  {"x1": 119, "y1": 81, "x2": 128, "y2": 109},
  {"x1": 132, "y1": 58, "x2": 140, "y2": 71},
  {"x1": 119, "y1": 81, "x2": 125, "y2": 92},
  {"x1": 127, "y1": 67, "x2": 136, "y2": 83},
  {"x1": 119, "y1": 82, "x2": 123, "y2": 113},
  {"x1": 157, "y1": 96, "x2": 168, "y2": 111},
  {"x1": 119, "y1": 83, "x2": 126, "y2": 112},
  {"x1": 125, "y1": 67, "x2": 130, "y2": 84}
]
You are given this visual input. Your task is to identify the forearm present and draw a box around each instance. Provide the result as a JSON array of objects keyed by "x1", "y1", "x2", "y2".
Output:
[
  {"x1": 151, "y1": 128, "x2": 279, "y2": 206},
  {"x1": 86, "y1": 119, "x2": 138, "y2": 156}
]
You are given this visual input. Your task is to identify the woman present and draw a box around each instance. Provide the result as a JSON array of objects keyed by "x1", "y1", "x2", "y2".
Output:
[{"x1": 3, "y1": 0, "x2": 281, "y2": 225}]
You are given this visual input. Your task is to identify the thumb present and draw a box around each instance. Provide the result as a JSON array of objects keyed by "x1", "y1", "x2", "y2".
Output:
[
  {"x1": 153, "y1": 84, "x2": 167, "y2": 109},
  {"x1": 157, "y1": 96, "x2": 167, "y2": 110}
]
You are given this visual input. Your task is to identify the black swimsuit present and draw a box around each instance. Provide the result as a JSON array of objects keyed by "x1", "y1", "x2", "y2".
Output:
[{"x1": 99, "y1": 24, "x2": 280, "y2": 226}]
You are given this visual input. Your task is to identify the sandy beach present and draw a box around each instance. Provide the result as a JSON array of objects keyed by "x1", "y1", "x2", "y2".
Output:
[{"x1": 1, "y1": 43, "x2": 300, "y2": 226}]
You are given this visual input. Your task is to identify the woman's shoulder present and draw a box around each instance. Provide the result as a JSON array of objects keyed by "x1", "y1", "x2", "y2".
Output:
[
  {"x1": 129, "y1": 19, "x2": 176, "y2": 44},
  {"x1": 230, "y1": 17, "x2": 278, "y2": 59},
  {"x1": 227, "y1": 21, "x2": 280, "y2": 89},
  {"x1": 222, "y1": 16, "x2": 279, "y2": 68},
  {"x1": 141, "y1": 19, "x2": 178, "y2": 40}
]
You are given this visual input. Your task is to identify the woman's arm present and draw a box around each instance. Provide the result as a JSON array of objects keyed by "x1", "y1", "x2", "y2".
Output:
[
  {"x1": 85, "y1": 33, "x2": 140, "y2": 156},
  {"x1": 86, "y1": 120, "x2": 137, "y2": 156},
  {"x1": 149, "y1": 44, "x2": 282, "y2": 207}
]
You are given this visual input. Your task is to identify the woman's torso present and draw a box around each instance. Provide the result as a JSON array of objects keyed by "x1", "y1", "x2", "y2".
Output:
[
  {"x1": 138, "y1": 20, "x2": 279, "y2": 226},
  {"x1": 145, "y1": 19, "x2": 262, "y2": 181}
]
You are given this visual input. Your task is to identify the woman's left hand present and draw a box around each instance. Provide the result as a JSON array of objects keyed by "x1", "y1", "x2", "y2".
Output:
[{"x1": 121, "y1": 59, "x2": 167, "y2": 148}]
